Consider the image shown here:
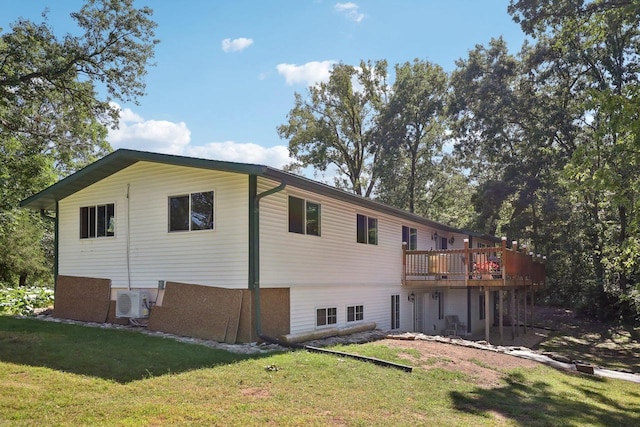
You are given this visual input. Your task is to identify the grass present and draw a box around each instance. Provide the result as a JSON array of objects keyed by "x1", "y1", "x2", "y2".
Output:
[
  {"x1": 1, "y1": 316, "x2": 640, "y2": 426},
  {"x1": 534, "y1": 319, "x2": 640, "y2": 373}
]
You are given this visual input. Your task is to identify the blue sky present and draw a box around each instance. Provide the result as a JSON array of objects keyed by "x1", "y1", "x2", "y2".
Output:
[{"x1": 4, "y1": 1, "x2": 526, "y2": 169}]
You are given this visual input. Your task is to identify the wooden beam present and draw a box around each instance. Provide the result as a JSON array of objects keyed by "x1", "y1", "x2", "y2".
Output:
[
  {"x1": 523, "y1": 285, "x2": 528, "y2": 335},
  {"x1": 484, "y1": 287, "x2": 490, "y2": 343},
  {"x1": 499, "y1": 290, "x2": 504, "y2": 345},
  {"x1": 510, "y1": 289, "x2": 516, "y2": 340}
]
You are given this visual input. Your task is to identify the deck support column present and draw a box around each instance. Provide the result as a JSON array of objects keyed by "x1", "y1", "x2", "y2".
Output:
[
  {"x1": 515, "y1": 289, "x2": 520, "y2": 337},
  {"x1": 510, "y1": 289, "x2": 516, "y2": 340},
  {"x1": 499, "y1": 290, "x2": 504, "y2": 345},
  {"x1": 530, "y1": 286, "x2": 535, "y2": 328},
  {"x1": 484, "y1": 287, "x2": 490, "y2": 343},
  {"x1": 523, "y1": 285, "x2": 528, "y2": 335}
]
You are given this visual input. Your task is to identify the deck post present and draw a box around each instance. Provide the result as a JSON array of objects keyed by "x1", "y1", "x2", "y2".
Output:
[
  {"x1": 516, "y1": 289, "x2": 520, "y2": 336},
  {"x1": 463, "y1": 238, "x2": 470, "y2": 285},
  {"x1": 402, "y1": 242, "x2": 407, "y2": 285},
  {"x1": 523, "y1": 284, "x2": 528, "y2": 334},
  {"x1": 501, "y1": 237, "x2": 507, "y2": 344},
  {"x1": 484, "y1": 287, "x2": 490, "y2": 343},
  {"x1": 510, "y1": 288, "x2": 516, "y2": 340},
  {"x1": 530, "y1": 284, "x2": 535, "y2": 328},
  {"x1": 499, "y1": 290, "x2": 504, "y2": 345},
  {"x1": 464, "y1": 238, "x2": 471, "y2": 336}
]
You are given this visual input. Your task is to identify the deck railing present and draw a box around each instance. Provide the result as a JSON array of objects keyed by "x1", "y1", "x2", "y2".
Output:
[{"x1": 403, "y1": 238, "x2": 546, "y2": 286}]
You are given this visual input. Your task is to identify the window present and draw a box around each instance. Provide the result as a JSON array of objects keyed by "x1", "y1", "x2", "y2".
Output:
[
  {"x1": 438, "y1": 292, "x2": 444, "y2": 320},
  {"x1": 479, "y1": 293, "x2": 486, "y2": 320},
  {"x1": 347, "y1": 305, "x2": 364, "y2": 322},
  {"x1": 402, "y1": 226, "x2": 417, "y2": 250},
  {"x1": 288, "y1": 196, "x2": 320, "y2": 236},
  {"x1": 391, "y1": 295, "x2": 400, "y2": 329},
  {"x1": 169, "y1": 191, "x2": 214, "y2": 232},
  {"x1": 80, "y1": 204, "x2": 115, "y2": 239},
  {"x1": 357, "y1": 214, "x2": 378, "y2": 245},
  {"x1": 316, "y1": 307, "x2": 337, "y2": 327}
]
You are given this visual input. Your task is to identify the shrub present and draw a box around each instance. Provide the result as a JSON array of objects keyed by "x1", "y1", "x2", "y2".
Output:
[{"x1": 0, "y1": 286, "x2": 54, "y2": 316}]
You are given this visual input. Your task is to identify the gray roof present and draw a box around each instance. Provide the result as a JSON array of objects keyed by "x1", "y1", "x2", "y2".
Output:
[{"x1": 22, "y1": 148, "x2": 474, "y2": 235}]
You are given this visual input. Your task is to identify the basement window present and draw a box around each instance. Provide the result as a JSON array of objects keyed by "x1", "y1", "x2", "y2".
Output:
[
  {"x1": 316, "y1": 307, "x2": 337, "y2": 327},
  {"x1": 80, "y1": 204, "x2": 115, "y2": 239},
  {"x1": 168, "y1": 191, "x2": 214, "y2": 232}
]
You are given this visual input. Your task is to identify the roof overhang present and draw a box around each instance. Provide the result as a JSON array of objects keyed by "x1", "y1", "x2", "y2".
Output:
[{"x1": 21, "y1": 148, "x2": 463, "y2": 234}]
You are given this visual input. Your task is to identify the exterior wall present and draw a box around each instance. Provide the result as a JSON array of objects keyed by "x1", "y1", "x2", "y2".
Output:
[
  {"x1": 409, "y1": 289, "x2": 467, "y2": 334},
  {"x1": 257, "y1": 178, "x2": 453, "y2": 334},
  {"x1": 290, "y1": 285, "x2": 405, "y2": 333},
  {"x1": 57, "y1": 165, "x2": 467, "y2": 337},
  {"x1": 259, "y1": 179, "x2": 450, "y2": 288},
  {"x1": 58, "y1": 162, "x2": 249, "y2": 289}
]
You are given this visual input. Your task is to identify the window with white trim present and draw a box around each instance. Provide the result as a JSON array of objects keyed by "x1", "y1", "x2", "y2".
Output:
[
  {"x1": 479, "y1": 293, "x2": 486, "y2": 320},
  {"x1": 402, "y1": 226, "x2": 417, "y2": 250},
  {"x1": 168, "y1": 191, "x2": 214, "y2": 232},
  {"x1": 80, "y1": 204, "x2": 115, "y2": 239},
  {"x1": 316, "y1": 307, "x2": 337, "y2": 327},
  {"x1": 346, "y1": 305, "x2": 364, "y2": 322},
  {"x1": 357, "y1": 214, "x2": 378, "y2": 245},
  {"x1": 288, "y1": 196, "x2": 320, "y2": 236}
]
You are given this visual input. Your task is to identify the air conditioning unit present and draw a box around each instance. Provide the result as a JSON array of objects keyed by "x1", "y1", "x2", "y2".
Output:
[{"x1": 116, "y1": 291, "x2": 150, "y2": 318}]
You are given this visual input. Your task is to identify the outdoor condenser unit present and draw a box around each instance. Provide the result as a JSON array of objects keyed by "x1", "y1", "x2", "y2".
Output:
[{"x1": 116, "y1": 290, "x2": 150, "y2": 318}]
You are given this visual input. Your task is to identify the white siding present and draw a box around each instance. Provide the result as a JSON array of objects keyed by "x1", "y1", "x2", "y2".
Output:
[
  {"x1": 57, "y1": 164, "x2": 471, "y2": 335},
  {"x1": 290, "y1": 285, "x2": 406, "y2": 332},
  {"x1": 256, "y1": 177, "x2": 458, "y2": 334},
  {"x1": 59, "y1": 162, "x2": 248, "y2": 288},
  {"x1": 259, "y1": 180, "x2": 442, "y2": 287}
]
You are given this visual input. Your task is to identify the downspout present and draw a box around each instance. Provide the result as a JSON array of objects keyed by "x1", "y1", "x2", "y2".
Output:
[{"x1": 249, "y1": 174, "x2": 286, "y2": 340}]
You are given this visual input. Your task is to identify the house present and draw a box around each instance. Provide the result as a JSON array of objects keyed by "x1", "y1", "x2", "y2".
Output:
[{"x1": 21, "y1": 149, "x2": 545, "y2": 344}]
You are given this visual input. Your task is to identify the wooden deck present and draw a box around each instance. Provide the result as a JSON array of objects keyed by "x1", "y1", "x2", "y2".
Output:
[{"x1": 403, "y1": 238, "x2": 545, "y2": 289}]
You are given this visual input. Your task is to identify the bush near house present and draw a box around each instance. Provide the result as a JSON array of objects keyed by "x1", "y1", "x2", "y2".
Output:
[{"x1": 0, "y1": 286, "x2": 54, "y2": 316}]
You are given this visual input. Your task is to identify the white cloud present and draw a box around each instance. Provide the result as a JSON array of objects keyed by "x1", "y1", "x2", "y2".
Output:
[
  {"x1": 276, "y1": 60, "x2": 336, "y2": 86},
  {"x1": 334, "y1": 2, "x2": 365, "y2": 22},
  {"x1": 221, "y1": 37, "x2": 254, "y2": 53},
  {"x1": 107, "y1": 104, "x2": 292, "y2": 169},
  {"x1": 185, "y1": 142, "x2": 293, "y2": 169},
  {"x1": 108, "y1": 104, "x2": 191, "y2": 154}
]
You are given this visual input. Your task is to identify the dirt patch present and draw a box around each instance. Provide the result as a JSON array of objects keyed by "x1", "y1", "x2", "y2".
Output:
[
  {"x1": 240, "y1": 388, "x2": 271, "y2": 398},
  {"x1": 383, "y1": 339, "x2": 540, "y2": 387}
]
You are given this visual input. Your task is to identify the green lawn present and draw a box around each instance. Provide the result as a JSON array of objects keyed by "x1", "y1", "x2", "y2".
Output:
[{"x1": 1, "y1": 316, "x2": 639, "y2": 426}]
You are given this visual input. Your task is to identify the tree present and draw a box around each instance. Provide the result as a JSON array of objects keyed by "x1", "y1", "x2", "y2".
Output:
[
  {"x1": 509, "y1": 0, "x2": 640, "y2": 320},
  {"x1": 278, "y1": 60, "x2": 388, "y2": 197},
  {"x1": 376, "y1": 59, "x2": 449, "y2": 214},
  {"x1": 0, "y1": 0, "x2": 158, "y2": 286}
]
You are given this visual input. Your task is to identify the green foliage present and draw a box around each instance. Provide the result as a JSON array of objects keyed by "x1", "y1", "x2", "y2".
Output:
[
  {"x1": 441, "y1": 1, "x2": 640, "y2": 321},
  {"x1": 375, "y1": 59, "x2": 451, "y2": 216},
  {"x1": 0, "y1": 0, "x2": 158, "y2": 285},
  {"x1": 278, "y1": 60, "x2": 388, "y2": 197},
  {"x1": 0, "y1": 210, "x2": 52, "y2": 286},
  {"x1": 0, "y1": 286, "x2": 54, "y2": 316}
]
